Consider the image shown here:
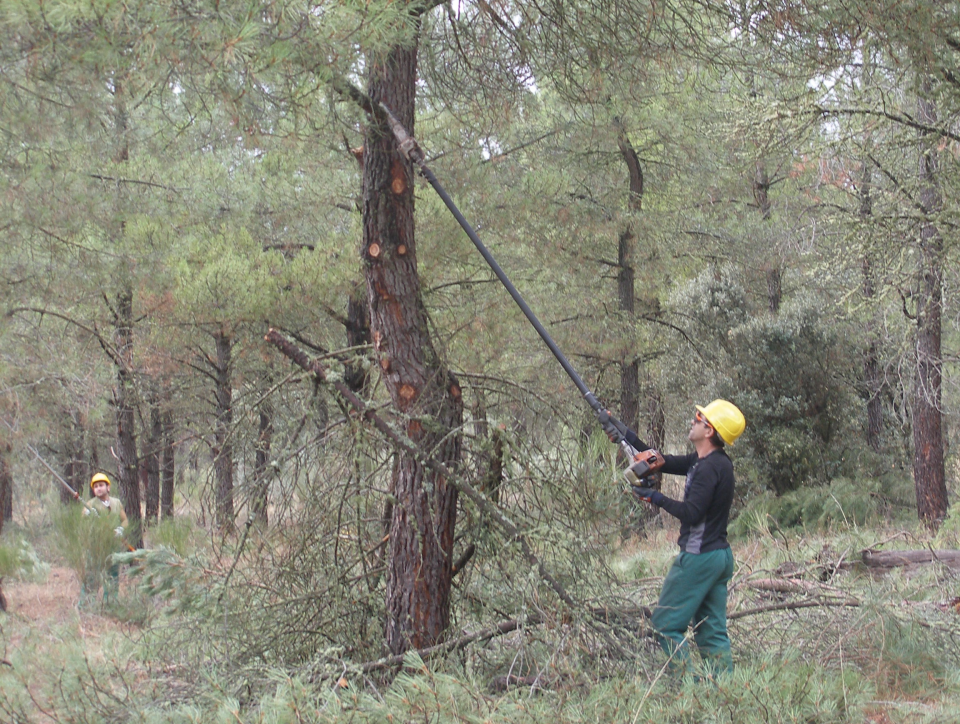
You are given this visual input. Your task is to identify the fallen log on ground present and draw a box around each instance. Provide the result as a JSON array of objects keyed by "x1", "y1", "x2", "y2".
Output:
[{"x1": 861, "y1": 549, "x2": 960, "y2": 569}]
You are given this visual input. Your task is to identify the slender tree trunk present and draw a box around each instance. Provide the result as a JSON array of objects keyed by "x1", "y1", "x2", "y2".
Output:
[
  {"x1": 859, "y1": 161, "x2": 884, "y2": 452},
  {"x1": 110, "y1": 78, "x2": 142, "y2": 545},
  {"x1": 61, "y1": 411, "x2": 87, "y2": 504},
  {"x1": 0, "y1": 440, "x2": 12, "y2": 531},
  {"x1": 251, "y1": 400, "x2": 273, "y2": 526},
  {"x1": 344, "y1": 283, "x2": 373, "y2": 394},
  {"x1": 144, "y1": 398, "x2": 162, "y2": 525},
  {"x1": 213, "y1": 327, "x2": 235, "y2": 530},
  {"x1": 912, "y1": 88, "x2": 948, "y2": 527},
  {"x1": 753, "y1": 161, "x2": 782, "y2": 313},
  {"x1": 115, "y1": 285, "x2": 143, "y2": 547},
  {"x1": 363, "y1": 31, "x2": 463, "y2": 655},
  {"x1": 615, "y1": 119, "x2": 642, "y2": 430},
  {"x1": 160, "y1": 410, "x2": 175, "y2": 519}
]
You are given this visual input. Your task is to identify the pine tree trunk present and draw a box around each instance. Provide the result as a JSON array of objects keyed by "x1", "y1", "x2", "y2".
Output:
[
  {"x1": 912, "y1": 89, "x2": 948, "y2": 527},
  {"x1": 0, "y1": 440, "x2": 12, "y2": 531},
  {"x1": 160, "y1": 410, "x2": 175, "y2": 519},
  {"x1": 344, "y1": 284, "x2": 372, "y2": 394},
  {"x1": 62, "y1": 411, "x2": 87, "y2": 505},
  {"x1": 144, "y1": 399, "x2": 162, "y2": 525},
  {"x1": 115, "y1": 285, "x2": 143, "y2": 547},
  {"x1": 111, "y1": 79, "x2": 142, "y2": 546},
  {"x1": 213, "y1": 328, "x2": 235, "y2": 530},
  {"x1": 859, "y1": 161, "x2": 883, "y2": 452},
  {"x1": 615, "y1": 120, "x2": 642, "y2": 430},
  {"x1": 753, "y1": 162, "x2": 782, "y2": 314},
  {"x1": 251, "y1": 401, "x2": 273, "y2": 526},
  {"x1": 363, "y1": 35, "x2": 463, "y2": 655}
]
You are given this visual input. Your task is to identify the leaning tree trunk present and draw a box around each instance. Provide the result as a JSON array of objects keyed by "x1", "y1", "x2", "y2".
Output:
[
  {"x1": 212, "y1": 328, "x2": 235, "y2": 530},
  {"x1": 363, "y1": 35, "x2": 464, "y2": 655},
  {"x1": 912, "y1": 89, "x2": 948, "y2": 527}
]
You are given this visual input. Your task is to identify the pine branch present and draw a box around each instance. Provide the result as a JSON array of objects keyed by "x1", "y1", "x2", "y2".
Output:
[{"x1": 264, "y1": 328, "x2": 580, "y2": 612}]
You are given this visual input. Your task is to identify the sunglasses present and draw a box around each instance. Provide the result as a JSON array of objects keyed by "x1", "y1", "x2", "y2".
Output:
[{"x1": 694, "y1": 411, "x2": 711, "y2": 427}]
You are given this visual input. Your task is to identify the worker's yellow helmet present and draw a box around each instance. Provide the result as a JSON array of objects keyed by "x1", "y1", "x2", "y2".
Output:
[
  {"x1": 90, "y1": 472, "x2": 112, "y2": 492},
  {"x1": 696, "y1": 400, "x2": 746, "y2": 445}
]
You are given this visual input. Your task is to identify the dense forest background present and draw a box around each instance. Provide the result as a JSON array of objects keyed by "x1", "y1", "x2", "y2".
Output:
[{"x1": 1, "y1": 1, "x2": 959, "y2": 722}]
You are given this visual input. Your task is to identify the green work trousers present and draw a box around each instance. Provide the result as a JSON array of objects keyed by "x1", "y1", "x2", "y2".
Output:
[
  {"x1": 79, "y1": 564, "x2": 120, "y2": 609},
  {"x1": 650, "y1": 547, "x2": 734, "y2": 676}
]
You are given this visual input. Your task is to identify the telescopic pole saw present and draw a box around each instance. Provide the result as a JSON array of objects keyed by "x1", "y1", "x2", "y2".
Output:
[{"x1": 340, "y1": 81, "x2": 649, "y2": 468}]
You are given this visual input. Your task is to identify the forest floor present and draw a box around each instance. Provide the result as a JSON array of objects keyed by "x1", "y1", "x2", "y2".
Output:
[{"x1": 2, "y1": 518, "x2": 960, "y2": 723}]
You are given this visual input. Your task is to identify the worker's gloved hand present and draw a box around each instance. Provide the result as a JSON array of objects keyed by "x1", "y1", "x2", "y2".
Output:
[
  {"x1": 631, "y1": 486, "x2": 663, "y2": 505},
  {"x1": 598, "y1": 409, "x2": 628, "y2": 442},
  {"x1": 114, "y1": 526, "x2": 124, "y2": 538}
]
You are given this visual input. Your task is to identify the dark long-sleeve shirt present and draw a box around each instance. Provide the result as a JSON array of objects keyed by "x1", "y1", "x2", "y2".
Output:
[{"x1": 658, "y1": 450, "x2": 734, "y2": 554}]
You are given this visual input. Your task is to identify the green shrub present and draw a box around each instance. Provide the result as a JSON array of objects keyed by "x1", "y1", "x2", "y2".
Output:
[
  {"x1": 731, "y1": 476, "x2": 912, "y2": 534},
  {"x1": 148, "y1": 516, "x2": 198, "y2": 557},
  {"x1": 0, "y1": 535, "x2": 49, "y2": 581},
  {"x1": 51, "y1": 504, "x2": 129, "y2": 582},
  {"x1": 728, "y1": 296, "x2": 858, "y2": 495}
]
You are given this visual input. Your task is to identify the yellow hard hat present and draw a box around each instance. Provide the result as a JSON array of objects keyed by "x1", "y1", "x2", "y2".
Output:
[
  {"x1": 90, "y1": 472, "x2": 112, "y2": 492},
  {"x1": 696, "y1": 400, "x2": 746, "y2": 446}
]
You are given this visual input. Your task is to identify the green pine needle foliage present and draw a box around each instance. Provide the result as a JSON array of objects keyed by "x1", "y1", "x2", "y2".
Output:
[
  {"x1": 51, "y1": 504, "x2": 129, "y2": 582},
  {"x1": 0, "y1": 534, "x2": 48, "y2": 581}
]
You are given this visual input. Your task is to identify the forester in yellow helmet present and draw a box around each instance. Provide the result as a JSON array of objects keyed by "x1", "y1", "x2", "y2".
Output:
[
  {"x1": 80, "y1": 472, "x2": 129, "y2": 608},
  {"x1": 619, "y1": 399, "x2": 745, "y2": 677}
]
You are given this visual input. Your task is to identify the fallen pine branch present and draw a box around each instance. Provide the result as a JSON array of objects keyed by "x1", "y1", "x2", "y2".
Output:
[
  {"x1": 746, "y1": 577, "x2": 852, "y2": 598},
  {"x1": 730, "y1": 597, "x2": 860, "y2": 620},
  {"x1": 358, "y1": 614, "x2": 546, "y2": 675}
]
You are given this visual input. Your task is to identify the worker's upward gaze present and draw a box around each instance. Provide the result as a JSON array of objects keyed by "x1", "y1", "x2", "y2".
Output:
[{"x1": 623, "y1": 399, "x2": 746, "y2": 677}]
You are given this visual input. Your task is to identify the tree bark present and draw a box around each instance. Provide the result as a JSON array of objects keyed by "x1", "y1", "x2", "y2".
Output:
[
  {"x1": 912, "y1": 87, "x2": 948, "y2": 527},
  {"x1": 213, "y1": 327, "x2": 235, "y2": 530},
  {"x1": 363, "y1": 32, "x2": 464, "y2": 655}
]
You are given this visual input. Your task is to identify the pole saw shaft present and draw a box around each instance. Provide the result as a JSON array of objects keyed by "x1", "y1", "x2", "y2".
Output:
[
  {"x1": 372, "y1": 99, "x2": 638, "y2": 450},
  {"x1": 27, "y1": 443, "x2": 83, "y2": 502}
]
